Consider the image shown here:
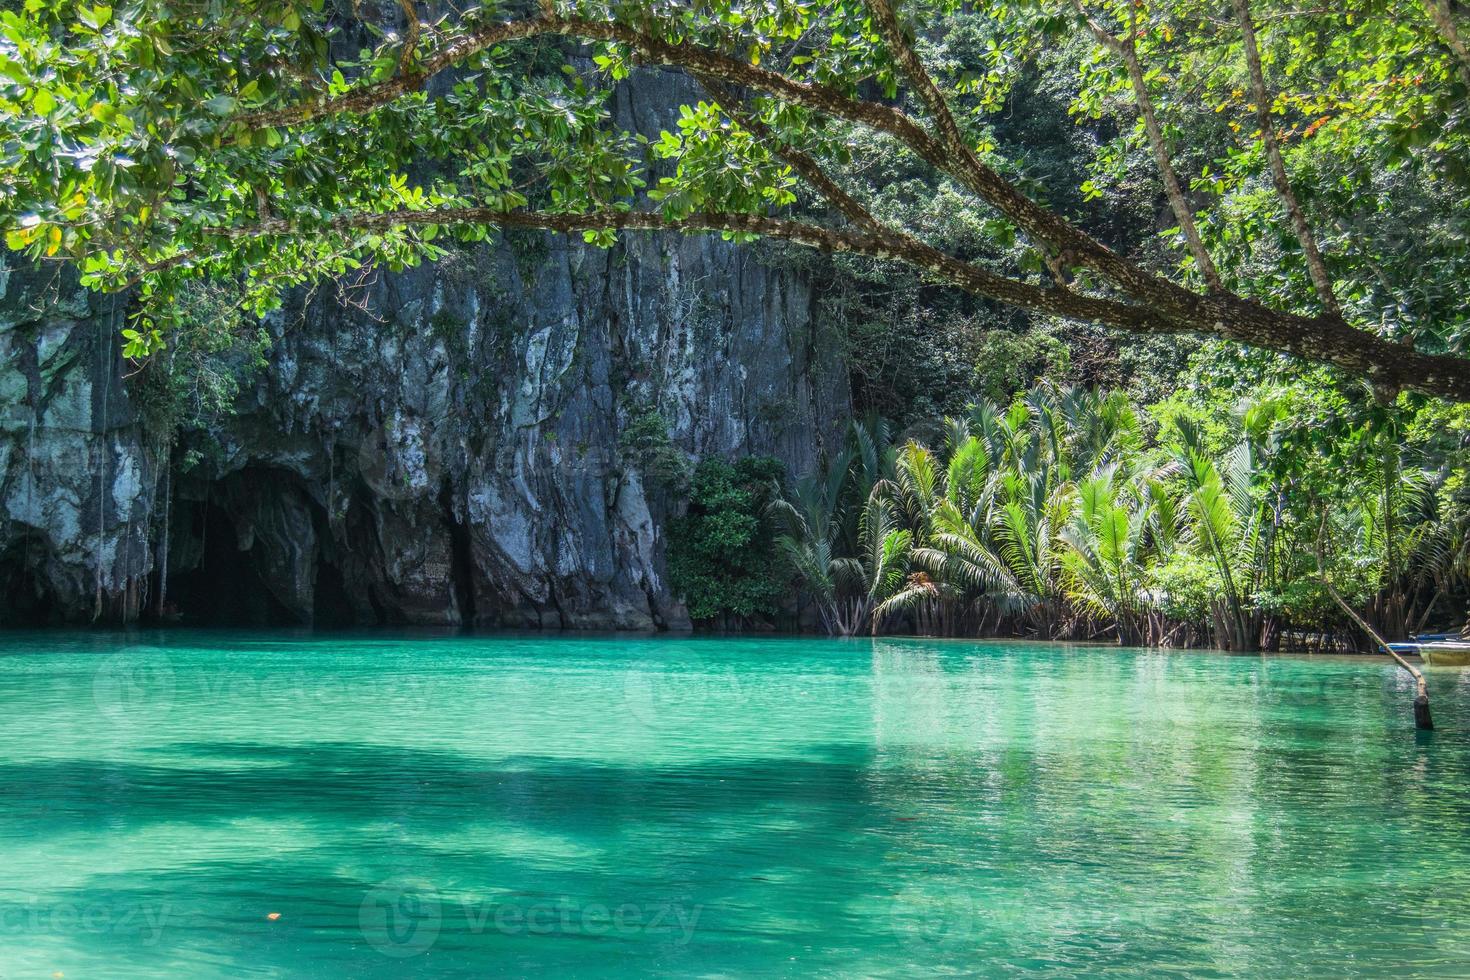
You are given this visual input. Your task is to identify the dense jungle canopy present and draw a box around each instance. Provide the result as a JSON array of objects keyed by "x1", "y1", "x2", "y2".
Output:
[
  {"x1": 4, "y1": 0, "x2": 1470, "y2": 646},
  {"x1": 3, "y1": 0, "x2": 1470, "y2": 397}
]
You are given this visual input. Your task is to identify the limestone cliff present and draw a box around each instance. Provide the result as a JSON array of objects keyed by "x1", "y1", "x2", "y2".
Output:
[
  {"x1": 0, "y1": 211, "x2": 848, "y2": 627},
  {"x1": 0, "y1": 68, "x2": 851, "y2": 628},
  {"x1": 0, "y1": 263, "x2": 155, "y2": 622}
]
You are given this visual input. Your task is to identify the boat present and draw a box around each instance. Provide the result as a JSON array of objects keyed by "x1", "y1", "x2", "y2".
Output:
[
  {"x1": 1387, "y1": 637, "x2": 1470, "y2": 667},
  {"x1": 1419, "y1": 642, "x2": 1470, "y2": 667}
]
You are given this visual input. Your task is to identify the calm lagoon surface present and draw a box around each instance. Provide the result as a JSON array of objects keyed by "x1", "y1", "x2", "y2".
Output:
[{"x1": 2, "y1": 631, "x2": 1469, "y2": 977}]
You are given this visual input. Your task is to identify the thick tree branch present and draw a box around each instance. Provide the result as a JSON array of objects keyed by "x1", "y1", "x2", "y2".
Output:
[
  {"x1": 395, "y1": 0, "x2": 421, "y2": 74},
  {"x1": 182, "y1": 205, "x2": 1470, "y2": 402},
  {"x1": 689, "y1": 77, "x2": 1085, "y2": 304},
  {"x1": 864, "y1": 0, "x2": 1011, "y2": 207},
  {"x1": 865, "y1": 0, "x2": 1015, "y2": 205},
  {"x1": 237, "y1": 11, "x2": 1198, "y2": 315},
  {"x1": 1070, "y1": 0, "x2": 1222, "y2": 290},
  {"x1": 1232, "y1": 0, "x2": 1340, "y2": 315},
  {"x1": 868, "y1": 0, "x2": 1083, "y2": 291},
  {"x1": 217, "y1": 9, "x2": 1470, "y2": 401}
]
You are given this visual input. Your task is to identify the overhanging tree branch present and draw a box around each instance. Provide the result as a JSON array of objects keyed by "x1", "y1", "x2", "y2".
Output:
[
  {"x1": 237, "y1": 10, "x2": 1197, "y2": 313},
  {"x1": 65, "y1": 4, "x2": 1469, "y2": 402},
  {"x1": 868, "y1": 0, "x2": 1088, "y2": 291},
  {"x1": 865, "y1": 0, "x2": 1175, "y2": 302},
  {"x1": 176, "y1": 204, "x2": 1470, "y2": 402}
]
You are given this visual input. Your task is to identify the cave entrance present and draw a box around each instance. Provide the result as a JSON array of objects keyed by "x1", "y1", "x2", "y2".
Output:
[
  {"x1": 312, "y1": 553, "x2": 357, "y2": 628},
  {"x1": 440, "y1": 482, "x2": 477, "y2": 626},
  {"x1": 166, "y1": 497, "x2": 305, "y2": 627},
  {"x1": 0, "y1": 535, "x2": 60, "y2": 625}
]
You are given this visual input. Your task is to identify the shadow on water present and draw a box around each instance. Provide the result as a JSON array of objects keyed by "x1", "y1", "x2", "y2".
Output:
[
  {"x1": 5, "y1": 733, "x2": 1470, "y2": 975},
  {"x1": 2, "y1": 742, "x2": 895, "y2": 835},
  {"x1": 5, "y1": 636, "x2": 1470, "y2": 976},
  {"x1": 1, "y1": 744, "x2": 910, "y2": 976}
]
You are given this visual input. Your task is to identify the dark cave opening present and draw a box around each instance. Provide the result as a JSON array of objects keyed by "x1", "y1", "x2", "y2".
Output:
[
  {"x1": 441, "y1": 482, "x2": 477, "y2": 626},
  {"x1": 311, "y1": 552, "x2": 357, "y2": 628},
  {"x1": 0, "y1": 536, "x2": 60, "y2": 625},
  {"x1": 166, "y1": 498, "x2": 304, "y2": 627}
]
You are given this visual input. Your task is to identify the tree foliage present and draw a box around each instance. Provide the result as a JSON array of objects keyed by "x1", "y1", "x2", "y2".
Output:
[
  {"x1": 3, "y1": 0, "x2": 1470, "y2": 397},
  {"x1": 666, "y1": 455, "x2": 787, "y2": 624},
  {"x1": 774, "y1": 381, "x2": 1470, "y2": 648}
]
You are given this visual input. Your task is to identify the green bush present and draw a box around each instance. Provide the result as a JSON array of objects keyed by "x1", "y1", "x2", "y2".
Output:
[
  {"x1": 127, "y1": 280, "x2": 271, "y2": 456},
  {"x1": 1147, "y1": 552, "x2": 1221, "y2": 629},
  {"x1": 619, "y1": 407, "x2": 692, "y2": 490},
  {"x1": 667, "y1": 456, "x2": 787, "y2": 624},
  {"x1": 972, "y1": 329, "x2": 1070, "y2": 406}
]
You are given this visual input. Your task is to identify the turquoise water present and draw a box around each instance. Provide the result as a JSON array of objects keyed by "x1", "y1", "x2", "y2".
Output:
[{"x1": 2, "y1": 632, "x2": 1470, "y2": 977}]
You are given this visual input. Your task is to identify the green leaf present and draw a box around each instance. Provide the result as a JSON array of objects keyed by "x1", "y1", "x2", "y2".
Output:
[{"x1": 77, "y1": 5, "x2": 111, "y2": 30}]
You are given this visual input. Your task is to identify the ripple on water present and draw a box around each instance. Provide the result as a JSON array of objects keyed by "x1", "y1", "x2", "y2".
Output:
[{"x1": 0, "y1": 631, "x2": 1467, "y2": 977}]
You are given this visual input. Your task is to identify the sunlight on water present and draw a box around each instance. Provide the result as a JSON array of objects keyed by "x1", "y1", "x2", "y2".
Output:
[{"x1": 2, "y1": 631, "x2": 1470, "y2": 977}]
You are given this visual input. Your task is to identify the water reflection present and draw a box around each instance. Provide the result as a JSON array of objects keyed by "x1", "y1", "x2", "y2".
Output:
[{"x1": 0, "y1": 632, "x2": 1466, "y2": 976}]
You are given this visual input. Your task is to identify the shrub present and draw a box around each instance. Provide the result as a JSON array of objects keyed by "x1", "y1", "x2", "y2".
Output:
[
  {"x1": 972, "y1": 329, "x2": 1070, "y2": 406},
  {"x1": 619, "y1": 407, "x2": 692, "y2": 490},
  {"x1": 667, "y1": 456, "x2": 787, "y2": 624}
]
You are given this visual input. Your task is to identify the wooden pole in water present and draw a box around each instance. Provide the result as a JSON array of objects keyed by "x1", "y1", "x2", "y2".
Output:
[
  {"x1": 1322, "y1": 579, "x2": 1433, "y2": 730},
  {"x1": 1316, "y1": 517, "x2": 1432, "y2": 730}
]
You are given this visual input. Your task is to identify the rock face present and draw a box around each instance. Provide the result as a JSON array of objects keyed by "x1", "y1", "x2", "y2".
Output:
[
  {"x1": 0, "y1": 80, "x2": 849, "y2": 629},
  {"x1": 0, "y1": 263, "x2": 156, "y2": 622}
]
